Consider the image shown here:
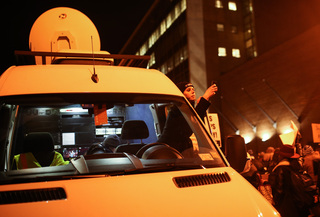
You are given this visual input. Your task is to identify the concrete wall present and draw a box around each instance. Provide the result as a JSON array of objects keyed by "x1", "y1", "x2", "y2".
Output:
[
  {"x1": 253, "y1": 0, "x2": 320, "y2": 55},
  {"x1": 219, "y1": 25, "x2": 320, "y2": 153}
]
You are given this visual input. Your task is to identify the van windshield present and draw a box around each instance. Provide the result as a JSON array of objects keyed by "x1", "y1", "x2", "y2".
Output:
[{"x1": 0, "y1": 94, "x2": 225, "y2": 183}]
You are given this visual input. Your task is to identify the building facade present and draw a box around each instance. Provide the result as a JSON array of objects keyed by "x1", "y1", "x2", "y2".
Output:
[
  {"x1": 121, "y1": 0, "x2": 254, "y2": 91},
  {"x1": 120, "y1": 0, "x2": 320, "y2": 153}
]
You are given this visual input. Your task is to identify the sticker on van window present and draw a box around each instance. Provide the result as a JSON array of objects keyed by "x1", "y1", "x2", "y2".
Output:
[
  {"x1": 94, "y1": 104, "x2": 108, "y2": 126},
  {"x1": 199, "y1": 153, "x2": 214, "y2": 161}
]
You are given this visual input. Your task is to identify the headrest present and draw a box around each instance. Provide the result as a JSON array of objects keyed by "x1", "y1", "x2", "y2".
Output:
[
  {"x1": 121, "y1": 120, "x2": 149, "y2": 140},
  {"x1": 24, "y1": 132, "x2": 54, "y2": 153}
]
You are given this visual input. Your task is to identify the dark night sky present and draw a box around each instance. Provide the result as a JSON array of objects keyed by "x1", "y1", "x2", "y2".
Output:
[{"x1": 1, "y1": 0, "x2": 155, "y2": 73}]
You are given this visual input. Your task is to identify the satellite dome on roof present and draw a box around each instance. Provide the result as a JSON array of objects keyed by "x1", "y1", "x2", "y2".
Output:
[{"x1": 29, "y1": 7, "x2": 101, "y2": 64}]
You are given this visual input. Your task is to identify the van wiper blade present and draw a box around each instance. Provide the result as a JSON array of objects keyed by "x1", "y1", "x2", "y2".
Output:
[
  {"x1": 69, "y1": 153, "x2": 143, "y2": 175},
  {"x1": 121, "y1": 163, "x2": 207, "y2": 175},
  {"x1": 70, "y1": 155, "x2": 89, "y2": 174},
  {"x1": 123, "y1": 152, "x2": 144, "y2": 169}
]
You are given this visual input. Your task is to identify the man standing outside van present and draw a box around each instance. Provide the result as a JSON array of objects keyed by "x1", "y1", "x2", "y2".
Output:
[{"x1": 158, "y1": 81, "x2": 218, "y2": 153}]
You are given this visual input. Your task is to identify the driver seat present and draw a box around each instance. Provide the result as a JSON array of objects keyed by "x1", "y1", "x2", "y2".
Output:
[{"x1": 115, "y1": 120, "x2": 149, "y2": 154}]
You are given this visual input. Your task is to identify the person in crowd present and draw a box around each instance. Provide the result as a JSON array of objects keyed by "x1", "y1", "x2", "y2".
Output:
[
  {"x1": 257, "y1": 151, "x2": 265, "y2": 161},
  {"x1": 262, "y1": 146, "x2": 275, "y2": 169},
  {"x1": 102, "y1": 134, "x2": 121, "y2": 153},
  {"x1": 269, "y1": 144, "x2": 310, "y2": 217},
  {"x1": 302, "y1": 144, "x2": 320, "y2": 185},
  {"x1": 268, "y1": 147, "x2": 280, "y2": 173},
  {"x1": 252, "y1": 156, "x2": 265, "y2": 174},
  {"x1": 248, "y1": 149, "x2": 255, "y2": 159},
  {"x1": 157, "y1": 81, "x2": 218, "y2": 153}
]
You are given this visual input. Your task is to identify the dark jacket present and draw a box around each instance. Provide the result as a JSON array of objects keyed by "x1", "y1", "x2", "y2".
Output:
[
  {"x1": 157, "y1": 97, "x2": 210, "y2": 153},
  {"x1": 269, "y1": 159, "x2": 310, "y2": 217}
]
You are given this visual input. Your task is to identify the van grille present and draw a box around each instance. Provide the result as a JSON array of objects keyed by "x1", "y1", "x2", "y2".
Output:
[
  {"x1": 0, "y1": 187, "x2": 67, "y2": 205},
  {"x1": 173, "y1": 172, "x2": 231, "y2": 188}
]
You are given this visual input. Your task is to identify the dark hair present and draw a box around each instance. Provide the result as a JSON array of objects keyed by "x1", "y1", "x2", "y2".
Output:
[
  {"x1": 86, "y1": 143, "x2": 105, "y2": 155},
  {"x1": 102, "y1": 134, "x2": 120, "y2": 148},
  {"x1": 289, "y1": 158, "x2": 302, "y2": 172}
]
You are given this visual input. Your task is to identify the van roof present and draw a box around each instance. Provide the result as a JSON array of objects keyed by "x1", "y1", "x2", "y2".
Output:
[{"x1": 0, "y1": 64, "x2": 183, "y2": 97}]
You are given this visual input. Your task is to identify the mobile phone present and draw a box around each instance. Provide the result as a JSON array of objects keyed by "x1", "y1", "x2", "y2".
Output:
[{"x1": 211, "y1": 80, "x2": 217, "y2": 86}]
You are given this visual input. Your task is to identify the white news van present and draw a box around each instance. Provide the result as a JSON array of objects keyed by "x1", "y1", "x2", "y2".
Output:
[{"x1": 0, "y1": 7, "x2": 280, "y2": 216}]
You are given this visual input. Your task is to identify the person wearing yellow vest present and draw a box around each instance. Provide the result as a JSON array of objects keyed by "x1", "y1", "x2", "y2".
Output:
[
  {"x1": 13, "y1": 151, "x2": 69, "y2": 170},
  {"x1": 12, "y1": 132, "x2": 69, "y2": 170}
]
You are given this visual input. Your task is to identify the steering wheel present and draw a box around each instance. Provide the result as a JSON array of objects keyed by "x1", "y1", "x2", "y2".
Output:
[
  {"x1": 135, "y1": 142, "x2": 169, "y2": 158},
  {"x1": 140, "y1": 143, "x2": 183, "y2": 159}
]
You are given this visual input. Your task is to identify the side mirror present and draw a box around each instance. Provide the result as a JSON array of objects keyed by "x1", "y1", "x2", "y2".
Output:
[{"x1": 225, "y1": 135, "x2": 248, "y2": 173}]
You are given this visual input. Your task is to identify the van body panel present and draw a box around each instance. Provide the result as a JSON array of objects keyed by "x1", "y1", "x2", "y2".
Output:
[
  {"x1": 0, "y1": 167, "x2": 278, "y2": 217},
  {"x1": 0, "y1": 64, "x2": 280, "y2": 217},
  {"x1": 0, "y1": 65, "x2": 182, "y2": 97}
]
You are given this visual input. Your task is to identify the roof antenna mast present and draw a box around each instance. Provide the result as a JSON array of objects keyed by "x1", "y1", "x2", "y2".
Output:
[{"x1": 91, "y1": 36, "x2": 99, "y2": 83}]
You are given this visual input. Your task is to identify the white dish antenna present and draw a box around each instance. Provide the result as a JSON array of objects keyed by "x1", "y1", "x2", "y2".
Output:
[{"x1": 29, "y1": 7, "x2": 101, "y2": 64}]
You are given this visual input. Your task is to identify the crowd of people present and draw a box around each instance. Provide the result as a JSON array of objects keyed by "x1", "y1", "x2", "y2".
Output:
[
  {"x1": 250, "y1": 144, "x2": 320, "y2": 184},
  {"x1": 248, "y1": 144, "x2": 320, "y2": 217}
]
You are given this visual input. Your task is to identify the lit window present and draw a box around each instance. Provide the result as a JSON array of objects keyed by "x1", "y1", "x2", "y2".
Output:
[
  {"x1": 218, "y1": 47, "x2": 226, "y2": 57},
  {"x1": 175, "y1": 3, "x2": 181, "y2": 17},
  {"x1": 228, "y1": 2, "x2": 237, "y2": 11},
  {"x1": 217, "y1": 24, "x2": 224, "y2": 31},
  {"x1": 160, "y1": 20, "x2": 166, "y2": 35},
  {"x1": 232, "y1": 48, "x2": 240, "y2": 58},
  {"x1": 139, "y1": 43, "x2": 147, "y2": 55},
  {"x1": 181, "y1": 0, "x2": 187, "y2": 11},
  {"x1": 167, "y1": 58, "x2": 173, "y2": 72},
  {"x1": 174, "y1": 51, "x2": 180, "y2": 67},
  {"x1": 249, "y1": 2, "x2": 253, "y2": 12},
  {"x1": 173, "y1": 46, "x2": 188, "y2": 68},
  {"x1": 246, "y1": 39, "x2": 252, "y2": 48},
  {"x1": 149, "y1": 29, "x2": 159, "y2": 48},
  {"x1": 182, "y1": 45, "x2": 188, "y2": 59},
  {"x1": 215, "y1": 0, "x2": 223, "y2": 8},
  {"x1": 147, "y1": 53, "x2": 155, "y2": 69},
  {"x1": 136, "y1": 0, "x2": 187, "y2": 57},
  {"x1": 166, "y1": 13, "x2": 173, "y2": 29},
  {"x1": 150, "y1": 52, "x2": 156, "y2": 65},
  {"x1": 148, "y1": 35, "x2": 155, "y2": 49},
  {"x1": 160, "y1": 63, "x2": 167, "y2": 74}
]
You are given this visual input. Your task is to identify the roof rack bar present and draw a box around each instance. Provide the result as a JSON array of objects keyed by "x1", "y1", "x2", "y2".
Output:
[
  {"x1": 15, "y1": 50, "x2": 150, "y2": 60},
  {"x1": 14, "y1": 50, "x2": 150, "y2": 68}
]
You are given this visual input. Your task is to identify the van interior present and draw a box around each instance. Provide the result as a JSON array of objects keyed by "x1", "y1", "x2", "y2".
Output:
[{"x1": 0, "y1": 93, "x2": 226, "y2": 181}]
